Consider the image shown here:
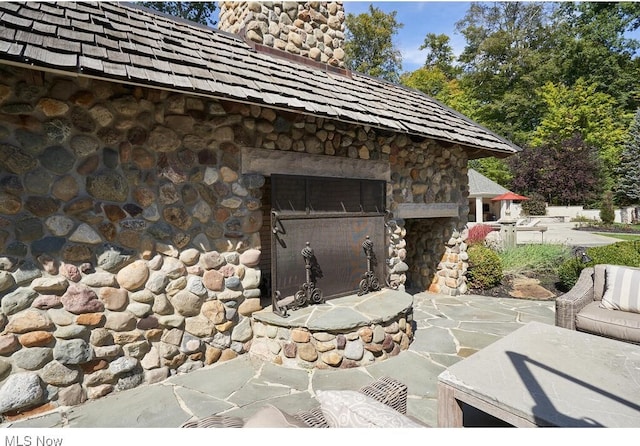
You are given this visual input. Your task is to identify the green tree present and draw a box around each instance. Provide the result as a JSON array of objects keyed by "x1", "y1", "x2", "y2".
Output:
[
  {"x1": 468, "y1": 157, "x2": 512, "y2": 188},
  {"x1": 400, "y1": 67, "x2": 479, "y2": 118},
  {"x1": 615, "y1": 108, "x2": 640, "y2": 206},
  {"x1": 455, "y1": 2, "x2": 555, "y2": 144},
  {"x1": 420, "y1": 33, "x2": 460, "y2": 79},
  {"x1": 344, "y1": 5, "x2": 403, "y2": 83},
  {"x1": 530, "y1": 78, "x2": 629, "y2": 188},
  {"x1": 551, "y1": 2, "x2": 640, "y2": 112},
  {"x1": 138, "y1": 2, "x2": 217, "y2": 26}
]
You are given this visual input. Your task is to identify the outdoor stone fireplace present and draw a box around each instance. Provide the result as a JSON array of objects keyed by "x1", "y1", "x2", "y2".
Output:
[{"x1": 0, "y1": 1, "x2": 521, "y2": 418}]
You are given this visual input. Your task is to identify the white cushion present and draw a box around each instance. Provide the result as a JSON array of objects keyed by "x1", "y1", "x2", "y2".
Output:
[
  {"x1": 243, "y1": 404, "x2": 308, "y2": 428},
  {"x1": 316, "y1": 390, "x2": 424, "y2": 428},
  {"x1": 601, "y1": 264, "x2": 640, "y2": 313}
]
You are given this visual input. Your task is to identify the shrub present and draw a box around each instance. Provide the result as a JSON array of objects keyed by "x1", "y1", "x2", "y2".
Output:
[
  {"x1": 600, "y1": 190, "x2": 615, "y2": 225},
  {"x1": 467, "y1": 224, "x2": 495, "y2": 245},
  {"x1": 557, "y1": 241, "x2": 640, "y2": 290},
  {"x1": 467, "y1": 244, "x2": 503, "y2": 290},
  {"x1": 520, "y1": 193, "x2": 546, "y2": 216}
]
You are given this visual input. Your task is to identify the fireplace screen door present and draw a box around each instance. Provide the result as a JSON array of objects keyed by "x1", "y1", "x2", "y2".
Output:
[{"x1": 271, "y1": 175, "x2": 387, "y2": 302}]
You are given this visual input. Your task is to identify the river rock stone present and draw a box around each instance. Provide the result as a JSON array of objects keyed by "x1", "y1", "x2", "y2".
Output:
[
  {"x1": 13, "y1": 260, "x2": 42, "y2": 285},
  {"x1": 57, "y1": 383, "x2": 86, "y2": 406},
  {"x1": 184, "y1": 315, "x2": 215, "y2": 337},
  {"x1": 61, "y1": 283, "x2": 104, "y2": 314},
  {"x1": 5, "y1": 309, "x2": 53, "y2": 333},
  {"x1": 18, "y1": 331, "x2": 54, "y2": 347},
  {"x1": 31, "y1": 277, "x2": 69, "y2": 294},
  {"x1": 0, "y1": 372, "x2": 44, "y2": 413},
  {"x1": 52, "y1": 175, "x2": 79, "y2": 201},
  {"x1": 54, "y1": 339, "x2": 93, "y2": 365},
  {"x1": 116, "y1": 260, "x2": 149, "y2": 291},
  {"x1": 45, "y1": 215, "x2": 74, "y2": 236},
  {"x1": 81, "y1": 272, "x2": 117, "y2": 288},
  {"x1": 160, "y1": 257, "x2": 187, "y2": 279},
  {"x1": 202, "y1": 269, "x2": 224, "y2": 291},
  {"x1": 96, "y1": 243, "x2": 135, "y2": 272},
  {"x1": 41, "y1": 360, "x2": 80, "y2": 386},
  {"x1": 168, "y1": 290, "x2": 203, "y2": 317},
  {"x1": 0, "y1": 334, "x2": 20, "y2": 355},
  {"x1": 54, "y1": 324, "x2": 89, "y2": 340},
  {"x1": 40, "y1": 145, "x2": 74, "y2": 174},
  {"x1": 186, "y1": 276, "x2": 207, "y2": 296},
  {"x1": 86, "y1": 171, "x2": 129, "y2": 202},
  {"x1": 108, "y1": 356, "x2": 139, "y2": 376},
  {"x1": 69, "y1": 223, "x2": 102, "y2": 244},
  {"x1": 0, "y1": 271, "x2": 15, "y2": 292},
  {"x1": 127, "y1": 301, "x2": 151, "y2": 318},
  {"x1": 200, "y1": 251, "x2": 226, "y2": 270},
  {"x1": 2, "y1": 288, "x2": 39, "y2": 316},
  {"x1": 13, "y1": 347, "x2": 53, "y2": 370},
  {"x1": 104, "y1": 311, "x2": 136, "y2": 331},
  {"x1": 98, "y1": 287, "x2": 128, "y2": 311}
]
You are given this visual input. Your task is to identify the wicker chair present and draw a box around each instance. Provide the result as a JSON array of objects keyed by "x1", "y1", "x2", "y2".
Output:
[
  {"x1": 180, "y1": 376, "x2": 408, "y2": 428},
  {"x1": 556, "y1": 264, "x2": 640, "y2": 344}
]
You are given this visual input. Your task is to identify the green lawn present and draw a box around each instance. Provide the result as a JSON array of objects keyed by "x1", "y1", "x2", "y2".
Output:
[{"x1": 595, "y1": 233, "x2": 640, "y2": 241}]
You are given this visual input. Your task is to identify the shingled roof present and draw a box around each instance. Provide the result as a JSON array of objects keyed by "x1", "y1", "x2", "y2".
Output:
[{"x1": 0, "y1": 1, "x2": 520, "y2": 158}]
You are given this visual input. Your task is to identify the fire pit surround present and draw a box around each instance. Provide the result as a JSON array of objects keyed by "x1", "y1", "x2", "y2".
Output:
[{"x1": 0, "y1": 1, "x2": 520, "y2": 415}]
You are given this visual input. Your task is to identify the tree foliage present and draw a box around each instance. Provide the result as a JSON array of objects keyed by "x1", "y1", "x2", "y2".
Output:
[
  {"x1": 530, "y1": 78, "x2": 628, "y2": 187},
  {"x1": 390, "y1": 1, "x2": 640, "y2": 203},
  {"x1": 455, "y1": 2, "x2": 554, "y2": 144},
  {"x1": 400, "y1": 67, "x2": 479, "y2": 119},
  {"x1": 344, "y1": 5, "x2": 403, "y2": 83},
  {"x1": 138, "y1": 2, "x2": 217, "y2": 26},
  {"x1": 615, "y1": 108, "x2": 640, "y2": 206},
  {"x1": 420, "y1": 33, "x2": 460, "y2": 79},
  {"x1": 508, "y1": 135, "x2": 602, "y2": 206}
]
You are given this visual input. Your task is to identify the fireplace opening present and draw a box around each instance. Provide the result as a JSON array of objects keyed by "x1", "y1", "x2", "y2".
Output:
[{"x1": 259, "y1": 174, "x2": 388, "y2": 315}]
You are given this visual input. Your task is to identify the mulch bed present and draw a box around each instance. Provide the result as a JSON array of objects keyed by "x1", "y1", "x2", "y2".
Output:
[{"x1": 574, "y1": 225, "x2": 640, "y2": 234}]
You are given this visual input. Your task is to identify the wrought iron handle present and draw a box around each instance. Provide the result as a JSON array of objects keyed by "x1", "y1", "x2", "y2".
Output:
[{"x1": 271, "y1": 211, "x2": 284, "y2": 234}]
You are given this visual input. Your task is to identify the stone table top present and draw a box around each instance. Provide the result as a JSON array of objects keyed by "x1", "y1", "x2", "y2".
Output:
[
  {"x1": 438, "y1": 321, "x2": 640, "y2": 427},
  {"x1": 252, "y1": 288, "x2": 414, "y2": 331}
]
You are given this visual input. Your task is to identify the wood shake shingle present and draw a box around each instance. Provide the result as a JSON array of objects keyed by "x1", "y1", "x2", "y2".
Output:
[{"x1": 0, "y1": 1, "x2": 520, "y2": 157}]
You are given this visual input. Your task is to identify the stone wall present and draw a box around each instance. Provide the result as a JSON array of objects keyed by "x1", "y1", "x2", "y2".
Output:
[
  {"x1": 387, "y1": 137, "x2": 470, "y2": 294},
  {"x1": 0, "y1": 63, "x2": 469, "y2": 416},
  {"x1": 218, "y1": 1, "x2": 346, "y2": 68}
]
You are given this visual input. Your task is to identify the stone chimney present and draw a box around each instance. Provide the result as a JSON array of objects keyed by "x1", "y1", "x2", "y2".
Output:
[{"x1": 218, "y1": 1, "x2": 346, "y2": 68}]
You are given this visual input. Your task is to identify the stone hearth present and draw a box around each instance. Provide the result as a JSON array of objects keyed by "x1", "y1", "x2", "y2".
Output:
[{"x1": 249, "y1": 289, "x2": 414, "y2": 369}]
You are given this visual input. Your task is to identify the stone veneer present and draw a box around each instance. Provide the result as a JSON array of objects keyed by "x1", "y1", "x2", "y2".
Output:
[
  {"x1": 0, "y1": 63, "x2": 468, "y2": 416},
  {"x1": 218, "y1": 1, "x2": 346, "y2": 68}
]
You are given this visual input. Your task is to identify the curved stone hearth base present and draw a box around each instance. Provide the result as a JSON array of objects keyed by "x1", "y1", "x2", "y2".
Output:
[{"x1": 249, "y1": 289, "x2": 414, "y2": 369}]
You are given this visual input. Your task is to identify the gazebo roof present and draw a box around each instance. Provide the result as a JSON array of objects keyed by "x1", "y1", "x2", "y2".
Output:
[
  {"x1": 468, "y1": 169, "x2": 509, "y2": 198},
  {"x1": 0, "y1": 1, "x2": 521, "y2": 159}
]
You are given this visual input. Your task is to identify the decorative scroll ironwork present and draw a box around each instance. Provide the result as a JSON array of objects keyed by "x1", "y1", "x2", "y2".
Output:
[
  {"x1": 273, "y1": 242, "x2": 324, "y2": 317},
  {"x1": 358, "y1": 236, "x2": 382, "y2": 295}
]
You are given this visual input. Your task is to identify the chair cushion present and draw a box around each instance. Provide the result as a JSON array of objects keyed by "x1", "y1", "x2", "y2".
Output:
[
  {"x1": 316, "y1": 390, "x2": 425, "y2": 428},
  {"x1": 243, "y1": 404, "x2": 308, "y2": 428},
  {"x1": 577, "y1": 301, "x2": 640, "y2": 343},
  {"x1": 600, "y1": 265, "x2": 640, "y2": 313}
]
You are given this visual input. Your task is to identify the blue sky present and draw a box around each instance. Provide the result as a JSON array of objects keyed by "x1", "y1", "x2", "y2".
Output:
[{"x1": 342, "y1": 1, "x2": 472, "y2": 74}]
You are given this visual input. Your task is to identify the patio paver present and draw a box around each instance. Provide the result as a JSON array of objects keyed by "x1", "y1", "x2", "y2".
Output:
[{"x1": 2, "y1": 292, "x2": 555, "y2": 428}]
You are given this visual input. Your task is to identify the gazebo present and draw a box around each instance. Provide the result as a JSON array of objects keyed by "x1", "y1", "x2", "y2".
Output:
[{"x1": 491, "y1": 191, "x2": 529, "y2": 222}]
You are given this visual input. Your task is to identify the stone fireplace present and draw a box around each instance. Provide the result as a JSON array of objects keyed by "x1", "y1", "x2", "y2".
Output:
[{"x1": 0, "y1": 1, "x2": 519, "y2": 417}]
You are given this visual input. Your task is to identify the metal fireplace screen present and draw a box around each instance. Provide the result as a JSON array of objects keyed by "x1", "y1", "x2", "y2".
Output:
[{"x1": 271, "y1": 175, "x2": 386, "y2": 304}]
